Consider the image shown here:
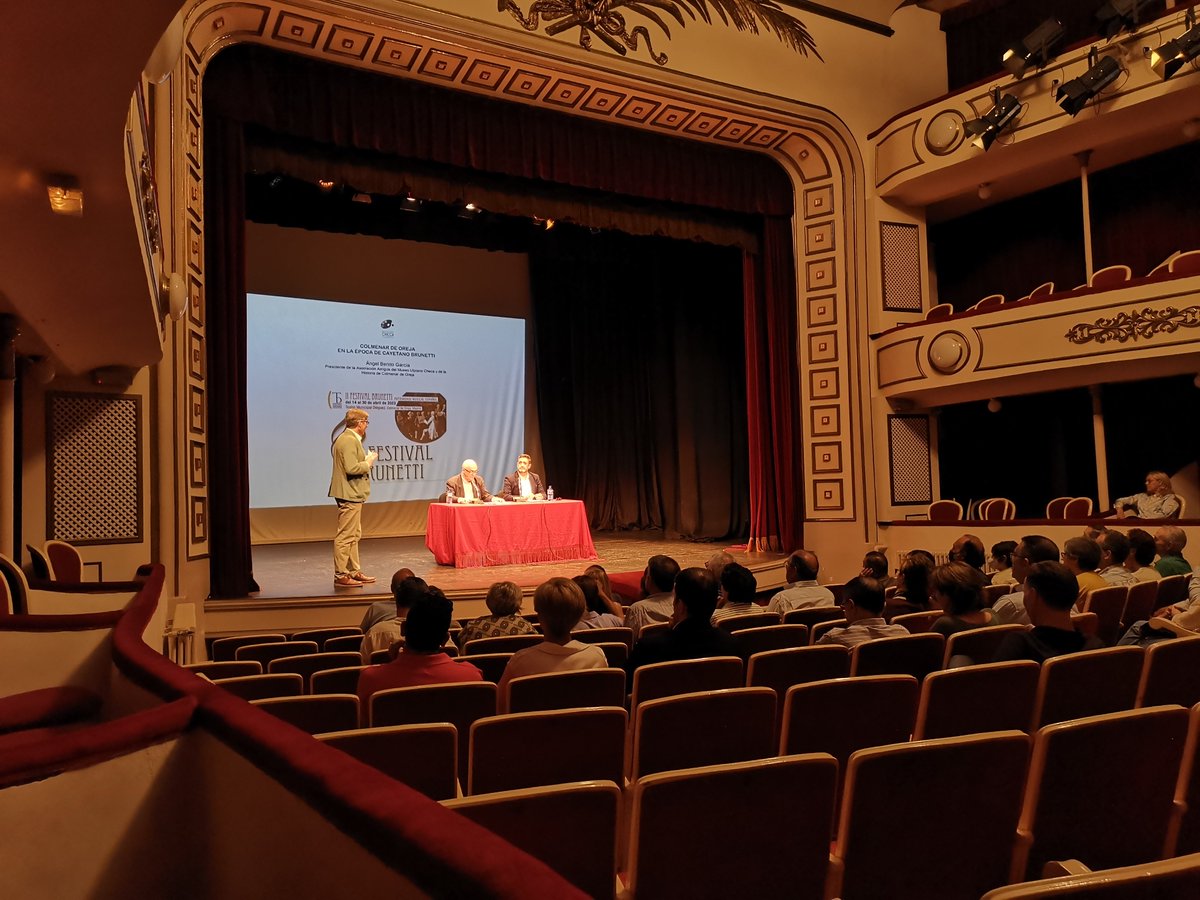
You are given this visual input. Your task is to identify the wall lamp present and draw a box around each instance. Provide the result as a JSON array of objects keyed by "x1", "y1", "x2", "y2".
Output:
[
  {"x1": 1095, "y1": 0, "x2": 1143, "y2": 40},
  {"x1": 1002, "y1": 18, "x2": 1065, "y2": 77},
  {"x1": 965, "y1": 89, "x2": 1024, "y2": 151},
  {"x1": 1150, "y1": 9, "x2": 1200, "y2": 81},
  {"x1": 1056, "y1": 50, "x2": 1122, "y2": 116}
]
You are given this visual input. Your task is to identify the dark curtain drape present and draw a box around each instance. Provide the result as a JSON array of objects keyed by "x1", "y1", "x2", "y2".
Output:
[
  {"x1": 530, "y1": 230, "x2": 749, "y2": 540},
  {"x1": 203, "y1": 113, "x2": 260, "y2": 598},
  {"x1": 203, "y1": 45, "x2": 800, "y2": 589}
]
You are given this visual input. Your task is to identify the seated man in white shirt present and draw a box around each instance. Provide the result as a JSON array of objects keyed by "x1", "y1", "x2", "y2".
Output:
[
  {"x1": 1097, "y1": 530, "x2": 1136, "y2": 586},
  {"x1": 501, "y1": 453, "x2": 545, "y2": 501},
  {"x1": 711, "y1": 563, "x2": 762, "y2": 624},
  {"x1": 817, "y1": 577, "x2": 908, "y2": 649},
  {"x1": 624, "y1": 554, "x2": 681, "y2": 639},
  {"x1": 766, "y1": 549, "x2": 834, "y2": 614},
  {"x1": 992, "y1": 535, "x2": 1060, "y2": 626},
  {"x1": 360, "y1": 572, "x2": 429, "y2": 663}
]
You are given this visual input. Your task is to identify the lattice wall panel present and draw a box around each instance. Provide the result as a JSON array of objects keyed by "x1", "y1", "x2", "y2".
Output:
[
  {"x1": 48, "y1": 393, "x2": 143, "y2": 544},
  {"x1": 880, "y1": 222, "x2": 922, "y2": 312},
  {"x1": 888, "y1": 414, "x2": 932, "y2": 505}
]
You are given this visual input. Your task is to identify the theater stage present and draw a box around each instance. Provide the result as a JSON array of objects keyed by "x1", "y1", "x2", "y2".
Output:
[{"x1": 202, "y1": 531, "x2": 789, "y2": 640}]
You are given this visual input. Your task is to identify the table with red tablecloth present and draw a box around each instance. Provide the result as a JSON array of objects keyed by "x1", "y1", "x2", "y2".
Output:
[{"x1": 425, "y1": 500, "x2": 599, "y2": 568}]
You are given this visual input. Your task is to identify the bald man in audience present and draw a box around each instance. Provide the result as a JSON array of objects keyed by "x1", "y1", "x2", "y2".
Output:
[
  {"x1": 993, "y1": 562, "x2": 1103, "y2": 663},
  {"x1": 992, "y1": 535, "x2": 1060, "y2": 626},
  {"x1": 624, "y1": 554, "x2": 681, "y2": 639},
  {"x1": 1097, "y1": 531, "x2": 1135, "y2": 586},
  {"x1": 949, "y1": 534, "x2": 986, "y2": 572},
  {"x1": 817, "y1": 577, "x2": 908, "y2": 649},
  {"x1": 766, "y1": 550, "x2": 834, "y2": 614},
  {"x1": 1154, "y1": 526, "x2": 1191, "y2": 577},
  {"x1": 1061, "y1": 537, "x2": 1106, "y2": 598}
]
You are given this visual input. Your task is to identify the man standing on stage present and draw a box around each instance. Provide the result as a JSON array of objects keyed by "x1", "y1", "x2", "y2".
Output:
[
  {"x1": 502, "y1": 453, "x2": 545, "y2": 502},
  {"x1": 329, "y1": 408, "x2": 378, "y2": 588}
]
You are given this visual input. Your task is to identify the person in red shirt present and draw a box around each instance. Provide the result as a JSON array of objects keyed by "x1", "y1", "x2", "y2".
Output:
[{"x1": 357, "y1": 590, "x2": 482, "y2": 719}]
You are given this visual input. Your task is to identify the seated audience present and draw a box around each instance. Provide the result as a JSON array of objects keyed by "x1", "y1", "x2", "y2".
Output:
[
  {"x1": 357, "y1": 592, "x2": 483, "y2": 712},
  {"x1": 1153, "y1": 526, "x2": 1192, "y2": 577},
  {"x1": 710, "y1": 563, "x2": 761, "y2": 624},
  {"x1": 817, "y1": 576, "x2": 908, "y2": 649},
  {"x1": 1114, "y1": 471, "x2": 1181, "y2": 520},
  {"x1": 860, "y1": 550, "x2": 895, "y2": 590},
  {"x1": 625, "y1": 555, "x2": 681, "y2": 639},
  {"x1": 1097, "y1": 530, "x2": 1135, "y2": 586},
  {"x1": 705, "y1": 550, "x2": 736, "y2": 583},
  {"x1": 884, "y1": 550, "x2": 934, "y2": 619},
  {"x1": 1125, "y1": 528, "x2": 1162, "y2": 582},
  {"x1": 1120, "y1": 570, "x2": 1200, "y2": 647},
  {"x1": 360, "y1": 573, "x2": 428, "y2": 663},
  {"x1": 765, "y1": 549, "x2": 834, "y2": 614},
  {"x1": 992, "y1": 536, "x2": 1060, "y2": 626},
  {"x1": 949, "y1": 534, "x2": 987, "y2": 573},
  {"x1": 571, "y1": 574, "x2": 624, "y2": 630},
  {"x1": 584, "y1": 564, "x2": 625, "y2": 606},
  {"x1": 1061, "y1": 536, "x2": 1106, "y2": 598},
  {"x1": 499, "y1": 577, "x2": 607, "y2": 705},
  {"x1": 989, "y1": 541, "x2": 1019, "y2": 587},
  {"x1": 455, "y1": 580, "x2": 537, "y2": 650},
  {"x1": 929, "y1": 561, "x2": 997, "y2": 636},
  {"x1": 627, "y1": 568, "x2": 739, "y2": 672},
  {"x1": 359, "y1": 568, "x2": 416, "y2": 633},
  {"x1": 993, "y1": 562, "x2": 1104, "y2": 663}
]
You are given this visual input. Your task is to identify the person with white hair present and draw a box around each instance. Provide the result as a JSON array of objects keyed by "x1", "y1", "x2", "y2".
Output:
[
  {"x1": 1114, "y1": 471, "x2": 1181, "y2": 519},
  {"x1": 445, "y1": 459, "x2": 492, "y2": 502}
]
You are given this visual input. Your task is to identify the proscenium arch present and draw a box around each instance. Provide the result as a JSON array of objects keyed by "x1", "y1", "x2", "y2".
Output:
[{"x1": 162, "y1": 0, "x2": 869, "y2": 578}]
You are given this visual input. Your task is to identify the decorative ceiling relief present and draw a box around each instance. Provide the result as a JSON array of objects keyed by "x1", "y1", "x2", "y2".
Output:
[
  {"x1": 1065, "y1": 306, "x2": 1200, "y2": 345},
  {"x1": 496, "y1": 0, "x2": 821, "y2": 66}
]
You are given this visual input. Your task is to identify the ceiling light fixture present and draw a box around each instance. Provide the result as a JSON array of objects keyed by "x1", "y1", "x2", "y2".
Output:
[{"x1": 46, "y1": 184, "x2": 84, "y2": 217}]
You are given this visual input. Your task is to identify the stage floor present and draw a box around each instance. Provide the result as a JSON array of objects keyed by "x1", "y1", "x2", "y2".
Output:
[{"x1": 249, "y1": 530, "x2": 785, "y2": 601}]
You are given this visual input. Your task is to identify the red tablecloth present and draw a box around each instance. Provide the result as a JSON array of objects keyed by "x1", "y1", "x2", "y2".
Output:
[{"x1": 425, "y1": 500, "x2": 599, "y2": 568}]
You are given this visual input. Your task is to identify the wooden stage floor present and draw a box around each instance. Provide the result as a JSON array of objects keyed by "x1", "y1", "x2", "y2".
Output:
[{"x1": 248, "y1": 530, "x2": 786, "y2": 602}]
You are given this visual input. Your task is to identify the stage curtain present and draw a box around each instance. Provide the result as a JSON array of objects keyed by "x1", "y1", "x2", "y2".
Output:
[
  {"x1": 744, "y1": 217, "x2": 801, "y2": 552},
  {"x1": 203, "y1": 112, "x2": 260, "y2": 598},
  {"x1": 530, "y1": 230, "x2": 750, "y2": 541}
]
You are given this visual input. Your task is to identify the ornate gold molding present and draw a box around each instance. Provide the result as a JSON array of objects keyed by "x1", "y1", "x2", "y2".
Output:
[{"x1": 1065, "y1": 306, "x2": 1200, "y2": 345}]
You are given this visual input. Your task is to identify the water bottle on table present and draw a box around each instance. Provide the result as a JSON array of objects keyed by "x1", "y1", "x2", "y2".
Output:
[{"x1": 546, "y1": 485, "x2": 554, "y2": 501}]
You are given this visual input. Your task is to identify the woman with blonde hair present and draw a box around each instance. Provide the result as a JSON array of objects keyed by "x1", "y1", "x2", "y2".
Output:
[{"x1": 1115, "y1": 471, "x2": 1181, "y2": 519}]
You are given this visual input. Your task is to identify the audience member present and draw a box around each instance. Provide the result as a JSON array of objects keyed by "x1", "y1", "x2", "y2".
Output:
[
  {"x1": 584, "y1": 564, "x2": 625, "y2": 607},
  {"x1": 627, "y1": 568, "x2": 739, "y2": 671},
  {"x1": 860, "y1": 551, "x2": 895, "y2": 590},
  {"x1": 360, "y1": 573, "x2": 428, "y2": 663},
  {"x1": 929, "y1": 561, "x2": 996, "y2": 636},
  {"x1": 884, "y1": 550, "x2": 934, "y2": 618},
  {"x1": 1153, "y1": 526, "x2": 1191, "y2": 577},
  {"x1": 499, "y1": 577, "x2": 607, "y2": 707},
  {"x1": 1114, "y1": 471, "x2": 1181, "y2": 520},
  {"x1": 357, "y1": 592, "x2": 482, "y2": 713},
  {"x1": 1061, "y1": 537, "x2": 1106, "y2": 598},
  {"x1": 359, "y1": 568, "x2": 417, "y2": 633},
  {"x1": 989, "y1": 541, "x2": 1019, "y2": 587},
  {"x1": 1096, "y1": 531, "x2": 1135, "y2": 586},
  {"x1": 705, "y1": 551, "x2": 736, "y2": 584},
  {"x1": 455, "y1": 581, "x2": 536, "y2": 649},
  {"x1": 1125, "y1": 528, "x2": 1162, "y2": 582},
  {"x1": 817, "y1": 576, "x2": 908, "y2": 649},
  {"x1": 993, "y1": 562, "x2": 1104, "y2": 663},
  {"x1": 765, "y1": 550, "x2": 834, "y2": 614},
  {"x1": 571, "y1": 574, "x2": 624, "y2": 630},
  {"x1": 624, "y1": 555, "x2": 681, "y2": 639},
  {"x1": 992, "y1": 536, "x2": 1060, "y2": 626},
  {"x1": 710, "y1": 563, "x2": 761, "y2": 624},
  {"x1": 949, "y1": 534, "x2": 986, "y2": 572},
  {"x1": 1120, "y1": 571, "x2": 1200, "y2": 647}
]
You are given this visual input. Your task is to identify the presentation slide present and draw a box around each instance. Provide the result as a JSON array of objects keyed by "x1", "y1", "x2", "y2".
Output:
[{"x1": 246, "y1": 293, "x2": 524, "y2": 508}]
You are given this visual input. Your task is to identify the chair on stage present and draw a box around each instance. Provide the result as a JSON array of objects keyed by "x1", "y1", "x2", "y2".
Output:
[
  {"x1": 626, "y1": 754, "x2": 837, "y2": 900},
  {"x1": 317, "y1": 723, "x2": 458, "y2": 800},
  {"x1": 914, "y1": 660, "x2": 1040, "y2": 740},
  {"x1": 928, "y1": 499, "x2": 963, "y2": 521}
]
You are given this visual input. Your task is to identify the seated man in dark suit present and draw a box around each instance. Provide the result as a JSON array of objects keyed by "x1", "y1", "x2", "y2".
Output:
[
  {"x1": 501, "y1": 453, "x2": 545, "y2": 501},
  {"x1": 444, "y1": 459, "x2": 492, "y2": 502},
  {"x1": 626, "y1": 567, "x2": 739, "y2": 674},
  {"x1": 993, "y1": 561, "x2": 1103, "y2": 663}
]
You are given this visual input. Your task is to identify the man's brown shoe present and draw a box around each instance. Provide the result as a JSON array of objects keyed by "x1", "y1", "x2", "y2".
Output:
[
  {"x1": 334, "y1": 575, "x2": 363, "y2": 587},
  {"x1": 351, "y1": 572, "x2": 376, "y2": 583}
]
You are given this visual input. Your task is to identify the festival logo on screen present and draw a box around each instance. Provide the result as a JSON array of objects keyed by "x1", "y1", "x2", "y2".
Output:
[{"x1": 395, "y1": 392, "x2": 446, "y2": 444}]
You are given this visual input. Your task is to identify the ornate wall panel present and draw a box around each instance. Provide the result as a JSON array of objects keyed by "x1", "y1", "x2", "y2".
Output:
[
  {"x1": 47, "y1": 393, "x2": 143, "y2": 544},
  {"x1": 879, "y1": 222, "x2": 921, "y2": 313},
  {"x1": 887, "y1": 414, "x2": 932, "y2": 506}
]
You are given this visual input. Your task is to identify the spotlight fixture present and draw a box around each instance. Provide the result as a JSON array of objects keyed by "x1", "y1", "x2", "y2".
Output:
[
  {"x1": 1095, "y1": 0, "x2": 1143, "y2": 40},
  {"x1": 965, "y1": 89, "x2": 1024, "y2": 151},
  {"x1": 1002, "y1": 18, "x2": 1065, "y2": 77},
  {"x1": 46, "y1": 182, "x2": 84, "y2": 217},
  {"x1": 1056, "y1": 50, "x2": 1122, "y2": 116},
  {"x1": 1149, "y1": 10, "x2": 1200, "y2": 81}
]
